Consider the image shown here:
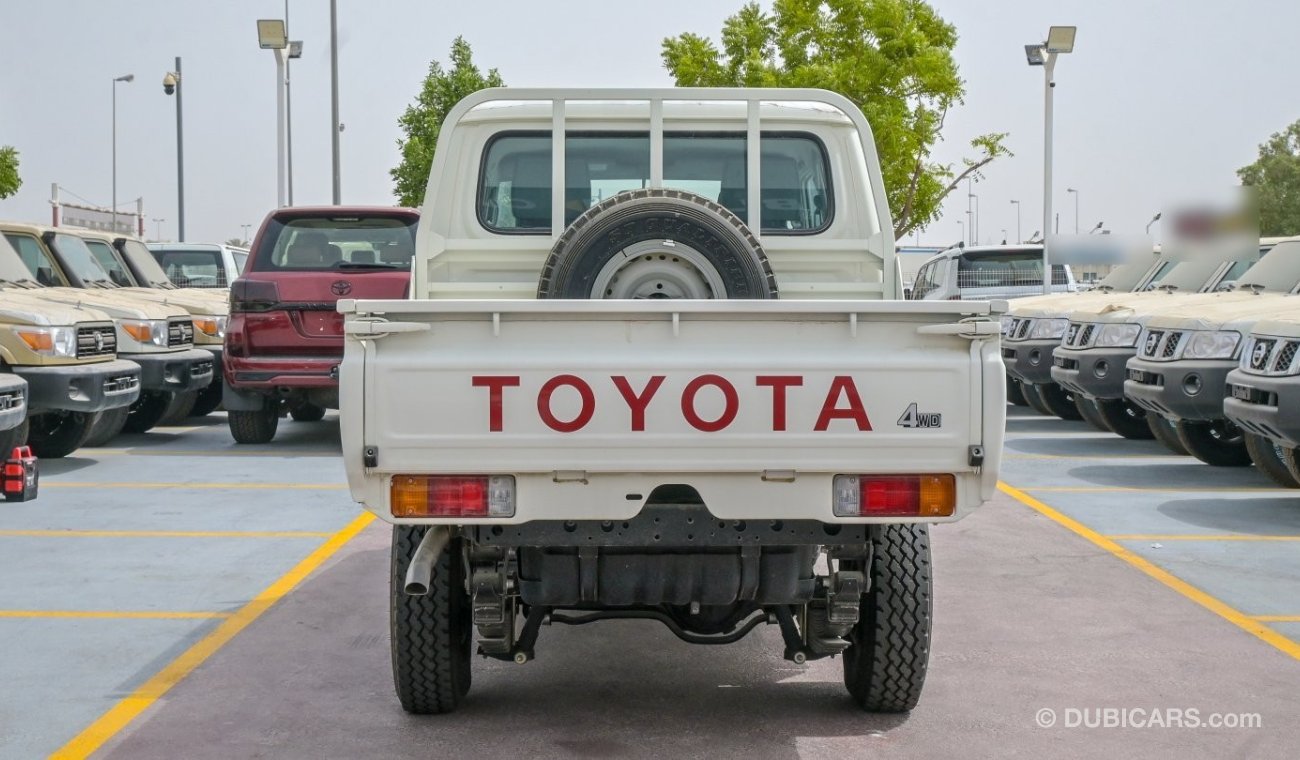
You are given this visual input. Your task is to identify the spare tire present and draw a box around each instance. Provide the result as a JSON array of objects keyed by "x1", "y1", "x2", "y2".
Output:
[{"x1": 537, "y1": 189, "x2": 778, "y2": 300}]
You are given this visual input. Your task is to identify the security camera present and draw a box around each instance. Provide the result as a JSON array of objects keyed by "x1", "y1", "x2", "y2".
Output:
[{"x1": 162, "y1": 72, "x2": 178, "y2": 95}]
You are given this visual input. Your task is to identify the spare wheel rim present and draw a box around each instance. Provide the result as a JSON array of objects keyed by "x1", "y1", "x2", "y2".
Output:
[{"x1": 591, "y1": 239, "x2": 727, "y2": 299}]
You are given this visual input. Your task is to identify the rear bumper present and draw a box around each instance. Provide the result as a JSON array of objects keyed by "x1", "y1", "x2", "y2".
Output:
[
  {"x1": 0, "y1": 375, "x2": 27, "y2": 432},
  {"x1": 1124, "y1": 357, "x2": 1235, "y2": 421},
  {"x1": 1001, "y1": 339, "x2": 1058, "y2": 384},
  {"x1": 1051, "y1": 347, "x2": 1133, "y2": 400},
  {"x1": 127, "y1": 349, "x2": 216, "y2": 393},
  {"x1": 1223, "y1": 369, "x2": 1300, "y2": 447},
  {"x1": 223, "y1": 354, "x2": 340, "y2": 391},
  {"x1": 13, "y1": 359, "x2": 142, "y2": 413}
]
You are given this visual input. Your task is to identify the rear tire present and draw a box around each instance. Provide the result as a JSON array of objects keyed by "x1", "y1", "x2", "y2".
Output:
[
  {"x1": 1035, "y1": 383, "x2": 1083, "y2": 421},
  {"x1": 1244, "y1": 433, "x2": 1300, "y2": 487},
  {"x1": 1175, "y1": 419, "x2": 1251, "y2": 466},
  {"x1": 84, "y1": 406, "x2": 129, "y2": 447},
  {"x1": 228, "y1": 408, "x2": 279, "y2": 444},
  {"x1": 290, "y1": 403, "x2": 326, "y2": 422},
  {"x1": 842, "y1": 524, "x2": 932, "y2": 712},
  {"x1": 1095, "y1": 399, "x2": 1155, "y2": 440},
  {"x1": 1074, "y1": 395, "x2": 1113, "y2": 432},
  {"x1": 123, "y1": 391, "x2": 174, "y2": 434},
  {"x1": 1007, "y1": 380, "x2": 1029, "y2": 407},
  {"x1": 1283, "y1": 447, "x2": 1300, "y2": 484},
  {"x1": 1147, "y1": 414, "x2": 1190, "y2": 455},
  {"x1": 27, "y1": 411, "x2": 98, "y2": 458},
  {"x1": 391, "y1": 526, "x2": 473, "y2": 714},
  {"x1": 1021, "y1": 383, "x2": 1053, "y2": 416}
]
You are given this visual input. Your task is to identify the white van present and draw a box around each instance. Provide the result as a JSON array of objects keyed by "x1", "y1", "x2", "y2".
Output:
[{"x1": 911, "y1": 244, "x2": 1076, "y2": 301}]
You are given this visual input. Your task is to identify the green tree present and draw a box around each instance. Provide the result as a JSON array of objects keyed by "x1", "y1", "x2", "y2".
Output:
[
  {"x1": 391, "y1": 37, "x2": 504, "y2": 207},
  {"x1": 662, "y1": 0, "x2": 1009, "y2": 239},
  {"x1": 1237, "y1": 120, "x2": 1300, "y2": 237},
  {"x1": 0, "y1": 146, "x2": 20, "y2": 199},
  {"x1": 225, "y1": 238, "x2": 249, "y2": 248}
]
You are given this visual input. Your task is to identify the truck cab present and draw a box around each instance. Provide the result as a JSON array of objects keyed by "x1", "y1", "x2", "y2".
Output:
[{"x1": 339, "y1": 88, "x2": 1006, "y2": 716}]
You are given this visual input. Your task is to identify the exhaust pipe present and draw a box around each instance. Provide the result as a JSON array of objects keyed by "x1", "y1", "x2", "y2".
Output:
[{"x1": 404, "y1": 526, "x2": 450, "y2": 596}]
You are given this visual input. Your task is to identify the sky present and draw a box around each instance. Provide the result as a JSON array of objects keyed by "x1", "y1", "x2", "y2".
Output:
[{"x1": 1, "y1": 0, "x2": 1298, "y2": 247}]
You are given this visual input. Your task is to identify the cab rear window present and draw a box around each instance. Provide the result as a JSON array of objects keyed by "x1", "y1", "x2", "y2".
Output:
[
  {"x1": 957, "y1": 252, "x2": 1068, "y2": 287},
  {"x1": 479, "y1": 131, "x2": 832, "y2": 235},
  {"x1": 250, "y1": 216, "x2": 419, "y2": 272}
]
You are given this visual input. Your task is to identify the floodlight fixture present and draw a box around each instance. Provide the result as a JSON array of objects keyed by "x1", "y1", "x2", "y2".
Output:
[
  {"x1": 1046, "y1": 26, "x2": 1077, "y2": 54},
  {"x1": 257, "y1": 19, "x2": 287, "y2": 49}
]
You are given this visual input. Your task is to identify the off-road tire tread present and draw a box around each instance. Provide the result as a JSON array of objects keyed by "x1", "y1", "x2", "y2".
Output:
[
  {"x1": 290, "y1": 403, "x2": 327, "y2": 423},
  {"x1": 1075, "y1": 395, "x2": 1113, "y2": 432},
  {"x1": 1147, "y1": 414, "x2": 1189, "y2": 455},
  {"x1": 1036, "y1": 382, "x2": 1083, "y2": 421},
  {"x1": 1021, "y1": 383, "x2": 1054, "y2": 416},
  {"x1": 190, "y1": 382, "x2": 223, "y2": 417},
  {"x1": 84, "y1": 406, "x2": 129, "y2": 447},
  {"x1": 537, "y1": 188, "x2": 778, "y2": 299},
  {"x1": 1096, "y1": 399, "x2": 1155, "y2": 440},
  {"x1": 124, "y1": 391, "x2": 174, "y2": 434},
  {"x1": 843, "y1": 524, "x2": 932, "y2": 712},
  {"x1": 1007, "y1": 380, "x2": 1029, "y2": 407},
  {"x1": 1175, "y1": 419, "x2": 1251, "y2": 466},
  {"x1": 26, "y1": 412, "x2": 96, "y2": 458},
  {"x1": 1244, "y1": 433, "x2": 1300, "y2": 487},
  {"x1": 228, "y1": 409, "x2": 279, "y2": 444},
  {"x1": 390, "y1": 526, "x2": 471, "y2": 714}
]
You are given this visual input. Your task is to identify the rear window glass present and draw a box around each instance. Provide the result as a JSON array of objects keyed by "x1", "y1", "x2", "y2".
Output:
[
  {"x1": 957, "y1": 251, "x2": 1068, "y2": 287},
  {"x1": 479, "y1": 132, "x2": 832, "y2": 234},
  {"x1": 152, "y1": 249, "x2": 229, "y2": 288},
  {"x1": 250, "y1": 216, "x2": 419, "y2": 272}
]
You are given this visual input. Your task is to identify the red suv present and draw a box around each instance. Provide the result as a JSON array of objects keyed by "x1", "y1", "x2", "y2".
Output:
[{"x1": 224, "y1": 206, "x2": 418, "y2": 443}]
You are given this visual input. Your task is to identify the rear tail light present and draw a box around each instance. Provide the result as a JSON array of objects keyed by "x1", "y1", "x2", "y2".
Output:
[
  {"x1": 230, "y1": 279, "x2": 281, "y2": 313},
  {"x1": 390, "y1": 475, "x2": 516, "y2": 518},
  {"x1": 832, "y1": 474, "x2": 955, "y2": 517}
]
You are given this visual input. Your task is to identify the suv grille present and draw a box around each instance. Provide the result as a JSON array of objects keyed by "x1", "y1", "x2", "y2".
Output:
[
  {"x1": 1078, "y1": 324, "x2": 1095, "y2": 347},
  {"x1": 1142, "y1": 330, "x2": 1164, "y2": 358},
  {"x1": 167, "y1": 319, "x2": 194, "y2": 347},
  {"x1": 76, "y1": 325, "x2": 117, "y2": 359},
  {"x1": 1248, "y1": 338, "x2": 1276, "y2": 371},
  {"x1": 1162, "y1": 332, "x2": 1183, "y2": 358},
  {"x1": 1275, "y1": 341, "x2": 1299, "y2": 373}
]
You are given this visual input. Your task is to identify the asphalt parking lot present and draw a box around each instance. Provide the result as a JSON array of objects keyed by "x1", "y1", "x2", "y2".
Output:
[{"x1": 3, "y1": 407, "x2": 1298, "y2": 759}]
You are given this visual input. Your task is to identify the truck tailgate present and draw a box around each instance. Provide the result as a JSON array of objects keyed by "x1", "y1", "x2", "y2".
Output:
[{"x1": 340, "y1": 300, "x2": 1005, "y2": 523}]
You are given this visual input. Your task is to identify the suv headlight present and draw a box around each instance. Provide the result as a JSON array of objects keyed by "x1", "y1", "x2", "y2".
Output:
[
  {"x1": 15, "y1": 326, "x2": 78, "y2": 358},
  {"x1": 1000, "y1": 315, "x2": 1015, "y2": 335},
  {"x1": 1095, "y1": 323, "x2": 1142, "y2": 348},
  {"x1": 1028, "y1": 318, "x2": 1070, "y2": 340},
  {"x1": 120, "y1": 319, "x2": 169, "y2": 348},
  {"x1": 1183, "y1": 330, "x2": 1241, "y2": 360},
  {"x1": 194, "y1": 315, "x2": 228, "y2": 338}
]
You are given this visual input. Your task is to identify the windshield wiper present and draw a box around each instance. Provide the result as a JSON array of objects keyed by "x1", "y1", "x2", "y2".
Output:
[{"x1": 335, "y1": 261, "x2": 402, "y2": 270}]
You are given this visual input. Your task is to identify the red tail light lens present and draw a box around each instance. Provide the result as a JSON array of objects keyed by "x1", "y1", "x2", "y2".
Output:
[
  {"x1": 391, "y1": 475, "x2": 516, "y2": 518},
  {"x1": 230, "y1": 279, "x2": 281, "y2": 313},
  {"x1": 833, "y1": 474, "x2": 956, "y2": 517}
]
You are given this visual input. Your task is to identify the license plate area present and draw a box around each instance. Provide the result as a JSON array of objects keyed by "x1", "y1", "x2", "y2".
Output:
[{"x1": 1230, "y1": 384, "x2": 1265, "y2": 403}]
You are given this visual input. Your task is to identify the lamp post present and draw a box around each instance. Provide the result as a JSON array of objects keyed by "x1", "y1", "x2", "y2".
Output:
[
  {"x1": 152, "y1": 218, "x2": 165, "y2": 241},
  {"x1": 257, "y1": 20, "x2": 289, "y2": 207},
  {"x1": 1146, "y1": 212, "x2": 1162, "y2": 236},
  {"x1": 1067, "y1": 187, "x2": 1079, "y2": 234},
  {"x1": 1010, "y1": 199, "x2": 1021, "y2": 244},
  {"x1": 1026, "y1": 25, "x2": 1077, "y2": 293},
  {"x1": 241, "y1": 223, "x2": 252, "y2": 242},
  {"x1": 112, "y1": 74, "x2": 134, "y2": 233},
  {"x1": 969, "y1": 192, "x2": 980, "y2": 244},
  {"x1": 162, "y1": 59, "x2": 185, "y2": 241},
  {"x1": 956, "y1": 219, "x2": 965, "y2": 245},
  {"x1": 1089, "y1": 221, "x2": 1104, "y2": 235},
  {"x1": 330, "y1": 0, "x2": 342, "y2": 204}
]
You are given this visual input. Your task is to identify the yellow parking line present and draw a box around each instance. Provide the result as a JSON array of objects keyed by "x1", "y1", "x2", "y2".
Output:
[
  {"x1": 0, "y1": 529, "x2": 332, "y2": 539},
  {"x1": 0, "y1": 610, "x2": 231, "y2": 620},
  {"x1": 998, "y1": 482, "x2": 1300, "y2": 662},
  {"x1": 1252, "y1": 615, "x2": 1300, "y2": 623},
  {"x1": 41, "y1": 482, "x2": 346, "y2": 490},
  {"x1": 50, "y1": 511, "x2": 376, "y2": 760},
  {"x1": 1024, "y1": 486, "x2": 1290, "y2": 494},
  {"x1": 1105, "y1": 534, "x2": 1300, "y2": 542}
]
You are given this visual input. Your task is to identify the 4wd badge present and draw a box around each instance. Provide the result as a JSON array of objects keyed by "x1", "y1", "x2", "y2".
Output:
[{"x1": 897, "y1": 403, "x2": 942, "y2": 428}]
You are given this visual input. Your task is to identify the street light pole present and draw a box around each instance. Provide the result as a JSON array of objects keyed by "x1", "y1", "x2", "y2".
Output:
[
  {"x1": 1026, "y1": 26, "x2": 1076, "y2": 294},
  {"x1": 970, "y1": 193, "x2": 981, "y2": 244},
  {"x1": 172, "y1": 58, "x2": 186, "y2": 241},
  {"x1": 1067, "y1": 187, "x2": 1079, "y2": 234},
  {"x1": 152, "y1": 218, "x2": 165, "y2": 241},
  {"x1": 112, "y1": 74, "x2": 134, "y2": 233},
  {"x1": 1011, "y1": 199, "x2": 1021, "y2": 244},
  {"x1": 330, "y1": 0, "x2": 342, "y2": 204}
]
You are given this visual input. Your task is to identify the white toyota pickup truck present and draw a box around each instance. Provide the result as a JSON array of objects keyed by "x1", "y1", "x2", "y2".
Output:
[{"x1": 339, "y1": 88, "x2": 1006, "y2": 715}]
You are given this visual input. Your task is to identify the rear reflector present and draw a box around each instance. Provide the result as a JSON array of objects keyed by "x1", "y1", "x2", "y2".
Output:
[
  {"x1": 390, "y1": 475, "x2": 515, "y2": 518},
  {"x1": 832, "y1": 474, "x2": 955, "y2": 517}
]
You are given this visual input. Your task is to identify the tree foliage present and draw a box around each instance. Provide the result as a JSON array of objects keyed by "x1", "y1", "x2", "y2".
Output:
[
  {"x1": 391, "y1": 37, "x2": 504, "y2": 207},
  {"x1": 225, "y1": 238, "x2": 249, "y2": 248},
  {"x1": 662, "y1": 0, "x2": 1009, "y2": 239},
  {"x1": 1237, "y1": 120, "x2": 1300, "y2": 237},
  {"x1": 0, "y1": 146, "x2": 20, "y2": 200}
]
